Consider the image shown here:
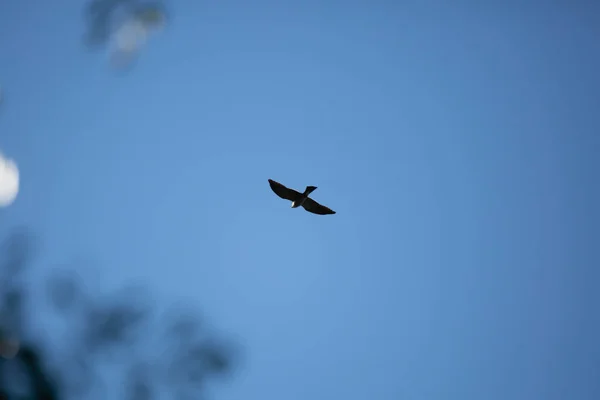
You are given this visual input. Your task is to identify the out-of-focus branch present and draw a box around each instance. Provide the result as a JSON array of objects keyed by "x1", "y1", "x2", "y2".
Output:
[
  {"x1": 0, "y1": 230, "x2": 239, "y2": 400},
  {"x1": 16, "y1": 345, "x2": 59, "y2": 400}
]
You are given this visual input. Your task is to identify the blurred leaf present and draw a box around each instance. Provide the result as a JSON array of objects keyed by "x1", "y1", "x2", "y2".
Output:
[
  {"x1": 84, "y1": 304, "x2": 146, "y2": 353},
  {"x1": 0, "y1": 229, "x2": 36, "y2": 280},
  {"x1": 126, "y1": 363, "x2": 154, "y2": 400},
  {"x1": 46, "y1": 271, "x2": 81, "y2": 313},
  {"x1": 0, "y1": 288, "x2": 25, "y2": 338}
]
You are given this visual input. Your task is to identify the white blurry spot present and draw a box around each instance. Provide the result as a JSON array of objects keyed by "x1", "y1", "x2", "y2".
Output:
[
  {"x1": 109, "y1": 19, "x2": 148, "y2": 68},
  {"x1": 115, "y1": 19, "x2": 149, "y2": 52},
  {"x1": 108, "y1": 9, "x2": 165, "y2": 69},
  {"x1": 0, "y1": 152, "x2": 19, "y2": 207}
]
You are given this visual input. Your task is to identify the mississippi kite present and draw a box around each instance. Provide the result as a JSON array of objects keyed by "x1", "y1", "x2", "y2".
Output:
[{"x1": 268, "y1": 179, "x2": 336, "y2": 215}]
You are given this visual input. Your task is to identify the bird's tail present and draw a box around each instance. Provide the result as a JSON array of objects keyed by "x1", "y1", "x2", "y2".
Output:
[{"x1": 304, "y1": 186, "x2": 317, "y2": 195}]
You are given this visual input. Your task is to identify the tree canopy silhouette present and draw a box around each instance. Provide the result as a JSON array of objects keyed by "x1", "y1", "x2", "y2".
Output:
[{"x1": 0, "y1": 229, "x2": 238, "y2": 400}]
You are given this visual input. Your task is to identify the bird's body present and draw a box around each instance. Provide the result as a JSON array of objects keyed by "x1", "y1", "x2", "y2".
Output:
[{"x1": 268, "y1": 179, "x2": 335, "y2": 215}]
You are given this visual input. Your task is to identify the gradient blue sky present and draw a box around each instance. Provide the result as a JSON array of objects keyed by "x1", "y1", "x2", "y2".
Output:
[{"x1": 1, "y1": 2, "x2": 599, "y2": 399}]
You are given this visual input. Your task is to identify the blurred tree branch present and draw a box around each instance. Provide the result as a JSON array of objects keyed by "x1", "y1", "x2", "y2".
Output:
[
  {"x1": 0, "y1": 230, "x2": 238, "y2": 400},
  {"x1": 83, "y1": 0, "x2": 168, "y2": 48}
]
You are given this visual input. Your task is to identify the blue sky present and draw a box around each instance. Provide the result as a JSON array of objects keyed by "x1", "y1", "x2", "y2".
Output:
[{"x1": 1, "y1": 1, "x2": 599, "y2": 399}]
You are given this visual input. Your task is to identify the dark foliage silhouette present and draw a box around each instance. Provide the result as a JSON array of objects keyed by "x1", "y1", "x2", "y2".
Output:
[{"x1": 0, "y1": 230, "x2": 238, "y2": 400}]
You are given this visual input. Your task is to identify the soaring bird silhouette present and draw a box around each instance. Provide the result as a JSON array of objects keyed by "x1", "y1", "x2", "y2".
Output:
[{"x1": 268, "y1": 179, "x2": 336, "y2": 215}]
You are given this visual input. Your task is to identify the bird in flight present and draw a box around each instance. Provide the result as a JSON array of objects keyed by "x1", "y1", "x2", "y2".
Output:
[{"x1": 268, "y1": 179, "x2": 336, "y2": 215}]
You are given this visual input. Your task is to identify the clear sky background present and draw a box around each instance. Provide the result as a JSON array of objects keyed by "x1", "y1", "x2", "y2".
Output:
[{"x1": 1, "y1": 1, "x2": 599, "y2": 399}]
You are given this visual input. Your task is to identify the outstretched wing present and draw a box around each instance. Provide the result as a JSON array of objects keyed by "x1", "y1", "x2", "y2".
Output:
[
  {"x1": 268, "y1": 179, "x2": 301, "y2": 201},
  {"x1": 302, "y1": 198, "x2": 336, "y2": 215}
]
